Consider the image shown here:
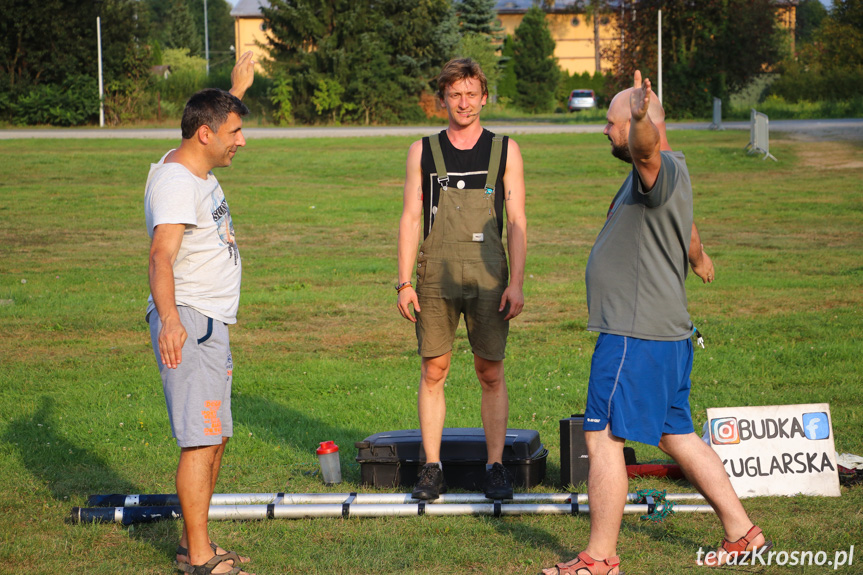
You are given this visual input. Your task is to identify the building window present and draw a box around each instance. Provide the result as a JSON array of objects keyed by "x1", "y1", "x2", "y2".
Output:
[
  {"x1": 571, "y1": 17, "x2": 580, "y2": 27},
  {"x1": 260, "y1": 21, "x2": 268, "y2": 32}
]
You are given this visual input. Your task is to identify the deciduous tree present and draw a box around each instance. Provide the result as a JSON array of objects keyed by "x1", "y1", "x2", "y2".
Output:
[
  {"x1": 607, "y1": 0, "x2": 784, "y2": 117},
  {"x1": 0, "y1": 0, "x2": 149, "y2": 124},
  {"x1": 456, "y1": 33, "x2": 500, "y2": 96},
  {"x1": 771, "y1": 0, "x2": 863, "y2": 103}
]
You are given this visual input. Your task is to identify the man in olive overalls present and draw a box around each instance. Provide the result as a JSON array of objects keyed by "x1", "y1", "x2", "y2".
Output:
[{"x1": 397, "y1": 58, "x2": 527, "y2": 500}]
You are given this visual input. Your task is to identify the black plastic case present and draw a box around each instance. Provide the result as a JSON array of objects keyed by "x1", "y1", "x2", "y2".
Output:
[{"x1": 355, "y1": 427, "x2": 547, "y2": 490}]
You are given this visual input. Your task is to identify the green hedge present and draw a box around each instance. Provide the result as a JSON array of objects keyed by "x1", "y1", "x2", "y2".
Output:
[
  {"x1": 9, "y1": 76, "x2": 99, "y2": 126},
  {"x1": 770, "y1": 66, "x2": 863, "y2": 103}
]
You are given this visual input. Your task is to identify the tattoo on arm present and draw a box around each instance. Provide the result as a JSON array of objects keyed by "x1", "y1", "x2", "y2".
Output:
[
  {"x1": 506, "y1": 189, "x2": 512, "y2": 201},
  {"x1": 416, "y1": 186, "x2": 422, "y2": 202}
]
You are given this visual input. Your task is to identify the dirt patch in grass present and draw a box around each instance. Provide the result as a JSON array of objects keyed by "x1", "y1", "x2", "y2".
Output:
[{"x1": 796, "y1": 141, "x2": 863, "y2": 170}]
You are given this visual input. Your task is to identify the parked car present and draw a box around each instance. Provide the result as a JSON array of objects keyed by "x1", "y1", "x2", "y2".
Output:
[{"x1": 568, "y1": 89, "x2": 597, "y2": 112}]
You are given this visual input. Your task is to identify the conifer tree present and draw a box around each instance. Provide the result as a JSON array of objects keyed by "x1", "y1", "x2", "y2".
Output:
[
  {"x1": 263, "y1": 0, "x2": 457, "y2": 124},
  {"x1": 513, "y1": 5, "x2": 558, "y2": 112},
  {"x1": 164, "y1": 0, "x2": 202, "y2": 56},
  {"x1": 497, "y1": 35, "x2": 517, "y2": 102},
  {"x1": 455, "y1": 0, "x2": 502, "y2": 95},
  {"x1": 457, "y1": 0, "x2": 502, "y2": 37}
]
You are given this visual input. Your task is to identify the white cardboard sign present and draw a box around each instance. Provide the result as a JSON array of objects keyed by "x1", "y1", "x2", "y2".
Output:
[{"x1": 705, "y1": 403, "x2": 840, "y2": 498}]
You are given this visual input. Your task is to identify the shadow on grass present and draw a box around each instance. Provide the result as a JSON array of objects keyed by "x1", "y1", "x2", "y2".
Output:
[
  {"x1": 232, "y1": 393, "x2": 372, "y2": 483},
  {"x1": 2, "y1": 396, "x2": 181, "y2": 559},
  {"x1": 487, "y1": 476, "x2": 707, "y2": 568},
  {"x1": 493, "y1": 513, "x2": 706, "y2": 573},
  {"x1": 3, "y1": 396, "x2": 141, "y2": 501}
]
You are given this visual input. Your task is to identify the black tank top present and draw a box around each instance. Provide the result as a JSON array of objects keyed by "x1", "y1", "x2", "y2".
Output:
[{"x1": 420, "y1": 129, "x2": 509, "y2": 240}]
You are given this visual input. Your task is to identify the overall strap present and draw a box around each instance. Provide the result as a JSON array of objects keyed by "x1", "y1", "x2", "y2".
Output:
[
  {"x1": 428, "y1": 133, "x2": 449, "y2": 190},
  {"x1": 484, "y1": 135, "x2": 504, "y2": 194}
]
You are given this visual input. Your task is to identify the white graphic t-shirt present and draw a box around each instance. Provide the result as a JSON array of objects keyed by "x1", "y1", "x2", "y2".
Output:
[{"x1": 145, "y1": 151, "x2": 242, "y2": 324}]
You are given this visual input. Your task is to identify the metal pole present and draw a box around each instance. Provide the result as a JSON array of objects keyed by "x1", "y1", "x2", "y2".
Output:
[
  {"x1": 657, "y1": 9, "x2": 663, "y2": 103},
  {"x1": 87, "y1": 491, "x2": 707, "y2": 507},
  {"x1": 204, "y1": 0, "x2": 210, "y2": 75},
  {"x1": 97, "y1": 15, "x2": 104, "y2": 127},
  {"x1": 71, "y1": 502, "x2": 715, "y2": 525}
]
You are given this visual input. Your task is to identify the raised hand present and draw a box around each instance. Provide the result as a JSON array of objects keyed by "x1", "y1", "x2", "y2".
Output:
[
  {"x1": 630, "y1": 72, "x2": 652, "y2": 122},
  {"x1": 230, "y1": 50, "x2": 256, "y2": 100}
]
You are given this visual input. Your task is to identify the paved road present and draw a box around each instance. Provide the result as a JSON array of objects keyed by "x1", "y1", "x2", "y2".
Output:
[{"x1": 1, "y1": 118, "x2": 861, "y2": 141}]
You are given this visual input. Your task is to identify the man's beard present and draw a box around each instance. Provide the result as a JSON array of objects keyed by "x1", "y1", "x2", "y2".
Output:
[{"x1": 610, "y1": 141, "x2": 632, "y2": 163}]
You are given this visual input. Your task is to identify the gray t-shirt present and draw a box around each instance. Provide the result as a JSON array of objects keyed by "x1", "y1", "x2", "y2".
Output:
[
  {"x1": 145, "y1": 152, "x2": 242, "y2": 324},
  {"x1": 585, "y1": 151, "x2": 693, "y2": 341}
]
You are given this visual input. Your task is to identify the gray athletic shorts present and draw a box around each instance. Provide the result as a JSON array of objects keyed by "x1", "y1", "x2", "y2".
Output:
[{"x1": 148, "y1": 306, "x2": 234, "y2": 448}]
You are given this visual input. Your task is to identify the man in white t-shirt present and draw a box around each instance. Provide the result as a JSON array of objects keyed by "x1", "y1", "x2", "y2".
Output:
[{"x1": 145, "y1": 52, "x2": 256, "y2": 575}]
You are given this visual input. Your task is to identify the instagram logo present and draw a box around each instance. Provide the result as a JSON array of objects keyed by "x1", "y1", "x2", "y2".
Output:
[{"x1": 711, "y1": 417, "x2": 740, "y2": 445}]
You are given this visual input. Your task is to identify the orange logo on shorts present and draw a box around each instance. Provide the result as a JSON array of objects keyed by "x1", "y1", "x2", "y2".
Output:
[{"x1": 202, "y1": 400, "x2": 222, "y2": 436}]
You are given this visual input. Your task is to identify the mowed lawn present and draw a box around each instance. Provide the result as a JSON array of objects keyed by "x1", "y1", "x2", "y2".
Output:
[{"x1": 0, "y1": 129, "x2": 861, "y2": 575}]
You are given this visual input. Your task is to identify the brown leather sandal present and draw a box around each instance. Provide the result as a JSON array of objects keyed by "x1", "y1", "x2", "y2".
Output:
[
  {"x1": 543, "y1": 551, "x2": 623, "y2": 575},
  {"x1": 175, "y1": 554, "x2": 242, "y2": 575},
  {"x1": 176, "y1": 544, "x2": 252, "y2": 565},
  {"x1": 702, "y1": 524, "x2": 773, "y2": 566}
]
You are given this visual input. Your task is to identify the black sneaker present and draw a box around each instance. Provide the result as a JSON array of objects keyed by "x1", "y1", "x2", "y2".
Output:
[
  {"x1": 483, "y1": 462, "x2": 514, "y2": 500},
  {"x1": 412, "y1": 463, "x2": 447, "y2": 500}
]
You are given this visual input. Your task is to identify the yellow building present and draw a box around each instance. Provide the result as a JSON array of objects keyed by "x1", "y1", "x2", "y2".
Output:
[
  {"x1": 498, "y1": 0, "x2": 797, "y2": 76},
  {"x1": 230, "y1": 0, "x2": 274, "y2": 72},
  {"x1": 497, "y1": 1, "x2": 618, "y2": 75}
]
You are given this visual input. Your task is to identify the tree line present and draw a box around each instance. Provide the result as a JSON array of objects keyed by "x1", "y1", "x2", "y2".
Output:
[
  {"x1": 604, "y1": 0, "x2": 863, "y2": 118},
  {"x1": 1, "y1": 0, "x2": 236, "y2": 125},
  {"x1": 2, "y1": 0, "x2": 860, "y2": 126}
]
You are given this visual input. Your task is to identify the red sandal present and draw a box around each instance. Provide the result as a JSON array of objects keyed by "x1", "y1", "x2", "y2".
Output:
[
  {"x1": 542, "y1": 551, "x2": 622, "y2": 575},
  {"x1": 701, "y1": 524, "x2": 773, "y2": 566}
]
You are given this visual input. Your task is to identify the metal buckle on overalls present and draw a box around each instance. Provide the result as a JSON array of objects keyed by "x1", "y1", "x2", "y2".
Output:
[{"x1": 438, "y1": 177, "x2": 449, "y2": 191}]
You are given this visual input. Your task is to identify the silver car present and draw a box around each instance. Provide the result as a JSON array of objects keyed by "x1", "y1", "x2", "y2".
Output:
[{"x1": 568, "y1": 89, "x2": 597, "y2": 112}]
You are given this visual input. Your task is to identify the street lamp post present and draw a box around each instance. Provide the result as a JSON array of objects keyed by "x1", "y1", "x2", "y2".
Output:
[
  {"x1": 657, "y1": 8, "x2": 663, "y2": 103},
  {"x1": 204, "y1": 0, "x2": 210, "y2": 75},
  {"x1": 95, "y1": 0, "x2": 105, "y2": 127}
]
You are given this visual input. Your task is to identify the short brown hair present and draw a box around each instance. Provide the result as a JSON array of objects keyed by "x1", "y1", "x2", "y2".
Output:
[
  {"x1": 436, "y1": 58, "x2": 488, "y2": 99},
  {"x1": 181, "y1": 88, "x2": 249, "y2": 140}
]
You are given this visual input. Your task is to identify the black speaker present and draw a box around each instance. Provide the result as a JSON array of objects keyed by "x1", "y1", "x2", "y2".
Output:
[{"x1": 560, "y1": 414, "x2": 589, "y2": 487}]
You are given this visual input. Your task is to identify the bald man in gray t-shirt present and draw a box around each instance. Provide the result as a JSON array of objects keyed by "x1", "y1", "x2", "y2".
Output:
[{"x1": 543, "y1": 72, "x2": 771, "y2": 575}]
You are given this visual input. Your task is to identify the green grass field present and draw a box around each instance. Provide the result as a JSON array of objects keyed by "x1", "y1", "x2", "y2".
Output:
[{"x1": 1, "y1": 130, "x2": 861, "y2": 574}]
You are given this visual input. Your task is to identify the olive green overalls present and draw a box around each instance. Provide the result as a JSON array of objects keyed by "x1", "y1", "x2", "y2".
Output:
[{"x1": 415, "y1": 133, "x2": 509, "y2": 361}]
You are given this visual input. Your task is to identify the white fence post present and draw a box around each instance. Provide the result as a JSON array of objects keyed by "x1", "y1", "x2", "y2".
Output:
[
  {"x1": 746, "y1": 109, "x2": 777, "y2": 162},
  {"x1": 709, "y1": 98, "x2": 722, "y2": 130},
  {"x1": 744, "y1": 108, "x2": 756, "y2": 151}
]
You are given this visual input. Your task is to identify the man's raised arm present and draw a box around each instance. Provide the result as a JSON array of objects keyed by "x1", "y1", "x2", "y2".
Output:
[{"x1": 628, "y1": 74, "x2": 662, "y2": 190}]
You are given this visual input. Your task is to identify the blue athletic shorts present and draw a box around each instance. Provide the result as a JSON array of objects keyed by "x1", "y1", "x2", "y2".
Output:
[{"x1": 583, "y1": 333, "x2": 694, "y2": 446}]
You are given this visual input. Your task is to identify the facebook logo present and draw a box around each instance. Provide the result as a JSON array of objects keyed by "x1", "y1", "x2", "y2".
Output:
[{"x1": 802, "y1": 412, "x2": 830, "y2": 440}]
